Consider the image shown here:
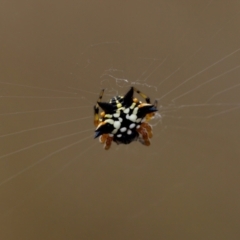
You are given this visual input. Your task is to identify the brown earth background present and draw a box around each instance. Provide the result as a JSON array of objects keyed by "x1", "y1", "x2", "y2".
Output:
[{"x1": 1, "y1": 1, "x2": 240, "y2": 239}]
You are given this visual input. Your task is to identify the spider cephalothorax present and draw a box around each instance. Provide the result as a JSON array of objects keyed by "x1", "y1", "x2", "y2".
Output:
[{"x1": 94, "y1": 87, "x2": 157, "y2": 150}]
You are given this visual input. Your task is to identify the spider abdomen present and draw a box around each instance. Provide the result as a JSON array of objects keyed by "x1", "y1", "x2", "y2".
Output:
[
  {"x1": 94, "y1": 87, "x2": 158, "y2": 149},
  {"x1": 112, "y1": 116, "x2": 140, "y2": 144}
]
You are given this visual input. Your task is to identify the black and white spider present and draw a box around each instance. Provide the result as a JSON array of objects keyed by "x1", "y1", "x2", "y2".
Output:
[{"x1": 94, "y1": 87, "x2": 158, "y2": 150}]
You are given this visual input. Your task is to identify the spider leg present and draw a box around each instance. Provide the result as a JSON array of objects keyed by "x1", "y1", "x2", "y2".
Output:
[
  {"x1": 99, "y1": 134, "x2": 113, "y2": 150},
  {"x1": 94, "y1": 89, "x2": 105, "y2": 127},
  {"x1": 133, "y1": 87, "x2": 151, "y2": 103},
  {"x1": 141, "y1": 122, "x2": 153, "y2": 138},
  {"x1": 144, "y1": 100, "x2": 158, "y2": 122},
  {"x1": 153, "y1": 99, "x2": 158, "y2": 108},
  {"x1": 137, "y1": 124, "x2": 151, "y2": 146}
]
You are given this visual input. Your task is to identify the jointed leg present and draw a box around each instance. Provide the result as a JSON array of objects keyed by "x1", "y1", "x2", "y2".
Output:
[
  {"x1": 141, "y1": 122, "x2": 153, "y2": 138},
  {"x1": 94, "y1": 89, "x2": 105, "y2": 127},
  {"x1": 133, "y1": 87, "x2": 151, "y2": 103},
  {"x1": 99, "y1": 134, "x2": 113, "y2": 150},
  {"x1": 137, "y1": 125, "x2": 151, "y2": 146}
]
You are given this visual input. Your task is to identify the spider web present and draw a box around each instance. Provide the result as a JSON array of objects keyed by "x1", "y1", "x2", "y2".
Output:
[{"x1": 0, "y1": 1, "x2": 240, "y2": 239}]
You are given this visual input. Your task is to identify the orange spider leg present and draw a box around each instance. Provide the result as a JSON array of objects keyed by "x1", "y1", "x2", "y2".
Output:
[
  {"x1": 94, "y1": 89, "x2": 105, "y2": 127},
  {"x1": 94, "y1": 109, "x2": 99, "y2": 127},
  {"x1": 141, "y1": 122, "x2": 153, "y2": 138},
  {"x1": 137, "y1": 125, "x2": 151, "y2": 146},
  {"x1": 99, "y1": 134, "x2": 113, "y2": 150}
]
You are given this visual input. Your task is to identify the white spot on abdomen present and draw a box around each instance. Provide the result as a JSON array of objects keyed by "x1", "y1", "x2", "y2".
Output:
[
  {"x1": 105, "y1": 114, "x2": 112, "y2": 118},
  {"x1": 127, "y1": 129, "x2": 132, "y2": 135},
  {"x1": 129, "y1": 114, "x2": 137, "y2": 122},
  {"x1": 120, "y1": 127, "x2": 127, "y2": 132},
  {"x1": 113, "y1": 121, "x2": 121, "y2": 129},
  {"x1": 105, "y1": 119, "x2": 114, "y2": 124},
  {"x1": 112, "y1": 128, "x2": 118, "y2": 134},
  {"x1": 133, "y1": 107, "x2": 138, "y2": 115},
  {"x1": 113, "y1": 113, "x2": 120, "y2": 118},
  {"x1": 130, "y1": 103, "x2": 136, "y2": 109},
  {"x1": 129, "y1": 123, "x2": 136, "y2": 129}
]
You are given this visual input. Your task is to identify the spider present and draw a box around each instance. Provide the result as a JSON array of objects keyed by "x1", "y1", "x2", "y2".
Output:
[{"x1": 94, "y1": 86, "x2": 158, "y2": 150}]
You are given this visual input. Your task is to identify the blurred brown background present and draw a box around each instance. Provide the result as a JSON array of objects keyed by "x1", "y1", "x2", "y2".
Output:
[{"x1": 1, "y1": 1, "x2": 240, "y2": 239}]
